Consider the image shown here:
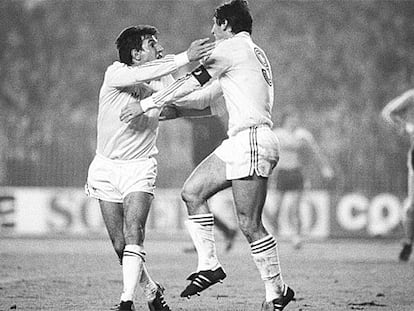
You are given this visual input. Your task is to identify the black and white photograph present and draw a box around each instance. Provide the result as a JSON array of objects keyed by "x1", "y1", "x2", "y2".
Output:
[{"x1": 1, "y1": 0, "x2": 414, "y2": 310}]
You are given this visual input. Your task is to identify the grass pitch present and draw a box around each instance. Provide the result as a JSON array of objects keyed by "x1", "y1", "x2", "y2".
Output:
[{"x1": 1, "y1": 234, "x2": 414, "y2": 310}]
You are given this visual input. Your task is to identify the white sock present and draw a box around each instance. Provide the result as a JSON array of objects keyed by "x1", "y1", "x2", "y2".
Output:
[
  {"x1": 251, "y1": 235, "x2": 284, "y2": 302},
  {"x1": 120, "y1": 244, "x2": 145, "y2": 302},
  {"x1": 186, "y1": 213, "x2": 220, "y2": 271},
  {"x1": 139, "y1": 263, "x2": 158, "y2": 301}
]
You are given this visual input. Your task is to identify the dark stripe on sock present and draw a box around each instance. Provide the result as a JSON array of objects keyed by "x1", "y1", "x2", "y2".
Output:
[
  {"x1": 189, "y1": 215, "x2": 214, "y2": 226},
  {"x1": 251, "y1": 239, "x2": 277, "y2": 252},
  {"x1": 189, "y1": 215, "x2": 214, "y2": 220},
  {"x1": 251, "y1": 242, "x2": 277, "y2": 255},
  {"x1": 250, "y1": 235, "x2": 273, "y2": 248},
  {"x1": 123, "y1": 250, "x2": 146, "y2": 262}
]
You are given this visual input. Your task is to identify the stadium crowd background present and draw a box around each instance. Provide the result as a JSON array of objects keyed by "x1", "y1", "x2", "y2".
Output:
[{"x1": 1, "y1": 0, "x2": 414, "y2": 238}]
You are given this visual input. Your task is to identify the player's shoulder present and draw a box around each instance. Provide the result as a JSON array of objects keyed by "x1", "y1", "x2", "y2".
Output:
[
  {"x1": 105, "y1": 61, "x2": 126, "y2": 77},
  {"x1": 214, "y1": 32, "x2": 249, "y2": 50},
  {"x1": 107, "y1": 61, "x2": 124, "y2": 71},
  {"x1": 213, "y1": 38, "x2": 232, "y2": 52}
]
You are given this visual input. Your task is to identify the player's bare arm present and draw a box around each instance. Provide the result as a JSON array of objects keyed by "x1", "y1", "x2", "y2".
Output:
[{"x1": 382, "y1": 89, "x2": 414, "y2": 130}]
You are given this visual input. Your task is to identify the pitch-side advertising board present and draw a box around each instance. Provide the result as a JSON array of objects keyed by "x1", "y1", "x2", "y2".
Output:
[{"x1": 0, "y1": 187, "x2": 405, "y2": 239}]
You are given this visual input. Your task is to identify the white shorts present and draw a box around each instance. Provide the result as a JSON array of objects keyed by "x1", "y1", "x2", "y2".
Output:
[
  {"x1": 85, "y1": 153, "x2": 157, "y2": 203},
  {"x1": 214, "y1": 125, "x2": 280, "y2": 180}
]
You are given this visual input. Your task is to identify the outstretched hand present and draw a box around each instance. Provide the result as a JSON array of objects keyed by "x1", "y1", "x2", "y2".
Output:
[
  {"x1": 186, "y1": 38, "x2": 215, "y2": 62},
  {"x1": 120, "y1": 101, "x2": 144, "y2": 123}
]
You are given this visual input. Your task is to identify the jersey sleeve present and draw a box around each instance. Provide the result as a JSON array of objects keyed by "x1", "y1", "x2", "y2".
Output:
[
  {"x1": 172, "y1": 80, "x2": 225, "y2": 115},
  {"x1": 140, "y1": 41, "x2": 232, "y2": 112},
  {"x1": 200, "y1": 41, "x2": 232, "y2": 80},
  {"x1": 106, "y1": 53, "x2": 189, "y2": 88}
]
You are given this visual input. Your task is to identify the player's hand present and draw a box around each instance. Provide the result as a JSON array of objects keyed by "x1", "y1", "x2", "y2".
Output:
[
  {"x1": 120, "y1": 101, "x2": 144, "y2": 123},
  {"x1": 186, "y1": 38, "x2": 215, "y2": 62},
  {"x1": 159, "y1": 105, "x2": 179, "y2": 121}
]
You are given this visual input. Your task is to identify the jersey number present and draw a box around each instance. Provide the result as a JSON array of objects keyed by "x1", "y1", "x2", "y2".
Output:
[{"x1": 254, "y1": 47, "x2": 272, "y2": 87}]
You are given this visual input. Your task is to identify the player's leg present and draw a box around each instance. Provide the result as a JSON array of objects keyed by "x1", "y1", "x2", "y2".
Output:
[
  {"x1": 263, "y1": 169, "x2": 292, "y2": 237},
  {"x1": 182, "y1": 213, "x2": 237, "y2": 253},
  {"x1": 180, "y1": 153, "x2": 231, "y2": 297},
  {"x1": 263, "y1": 190, "x2": 284, "y2": 237},
  {"x1": 232, "y1": 175, "x2": 294, "y2": 310},
  {"x1": 116, "y1": 157, "x2": 169, "y2": 311},
  {"x1": 124, "y1": 192, "x2": 158, "y2": 301},
  {"x1": 99, "y1": 200, "x2": 125, "y2": 263},
  {"x1": 213, "y1": 214, "x2": 237, "y2": 252},
  {"x1": 120, "y1": 191, "x2": 170, "y2": 311},
  {"x1": 287, "y1": 190, "x2": 303, "y2": 249},
  {"x1": 87, "y1": 156, "x2": 125, "y2": 263},
  {"x1": 400, "y1": 165, "x2": 414, "y2": 261}
]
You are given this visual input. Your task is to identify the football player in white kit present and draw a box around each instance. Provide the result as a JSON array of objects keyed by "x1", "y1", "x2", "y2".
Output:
[
  {"x1": 85, "y1": 25, "x2": 215, "y2": 311},
  {"x1": 270, "y1": 110, "x2": 333, "y2": 249},
  {"x1": 382, "y1": 89, "x2": 414, "y2": 262},
  {"x1": 120, "y1": 1, "x2": 295, "y2": 310}
]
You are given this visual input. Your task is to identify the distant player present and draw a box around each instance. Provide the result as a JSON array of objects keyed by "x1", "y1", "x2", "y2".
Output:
[
  {"x1": 120, "y1": 1, "x2": 295, "y2": 310},
  {"x1": 85, "y1": 25, "x2": 214, "y2": 311},
  {"x1": 270, "y1": 109, "x2": 334, "y2": 249},
  {"x1": 382, "y1": 89, "x2": 414, "y2": 262}
]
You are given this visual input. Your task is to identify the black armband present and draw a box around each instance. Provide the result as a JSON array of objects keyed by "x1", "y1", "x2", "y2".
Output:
[{"x1": 191, "y1": 65, "x2": 212, "y2": 86}]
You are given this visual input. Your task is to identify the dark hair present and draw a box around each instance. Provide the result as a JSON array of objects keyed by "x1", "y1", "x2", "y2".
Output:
[
  {"x1": 115, "y1": 25, "x2": 158, "y2": 65},
  {"x1": 214, "y1": 0, "x2": 252, "y2": 34}
]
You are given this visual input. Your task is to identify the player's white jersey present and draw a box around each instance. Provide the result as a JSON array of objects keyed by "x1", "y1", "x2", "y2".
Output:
[
  {"x1": 96, "y1": 55, "x2": 185, "y2": 160},
  {"x1": 141, "y1": 32, "x2": 274, "y2": 137},
  {"x1": 273, "y1": 127, "x2": 315, "y2": 170}
]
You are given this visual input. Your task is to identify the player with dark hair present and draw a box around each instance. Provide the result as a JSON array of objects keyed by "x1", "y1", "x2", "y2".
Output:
[
  {"x1": 120, "y1": 1, "x2": 295, "y2": 310},
  {"x1": 85, "y1": 25, "x2": 214, "y2": 311},
  {"x1": 382, "y1": 89, "x2": 414, "y2": 262}
]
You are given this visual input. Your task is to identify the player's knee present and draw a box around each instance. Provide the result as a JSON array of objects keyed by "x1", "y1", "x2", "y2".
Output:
[{"x1": 181, "y1": 184, "x2": 201, "y2": 205}]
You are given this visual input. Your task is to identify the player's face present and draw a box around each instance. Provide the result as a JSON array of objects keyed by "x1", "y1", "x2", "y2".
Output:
[
  {"x1": 211, "y1": 17, "x2": 231, "y2": 41},
  {"x1": 140, "y1": 35, "x2": 164, "y2": 62}
]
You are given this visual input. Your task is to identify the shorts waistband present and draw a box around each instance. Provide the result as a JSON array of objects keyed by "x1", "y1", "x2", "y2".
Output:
[
  {"x1": 95, "y1": 152, "x2": 152, "y2": 164},
  {"x1": 232, "y1": 124, "x2": 271, "y2": 136},
  {"x1": 249, "y1": 124, "x2": 271, "y2": 130}
]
